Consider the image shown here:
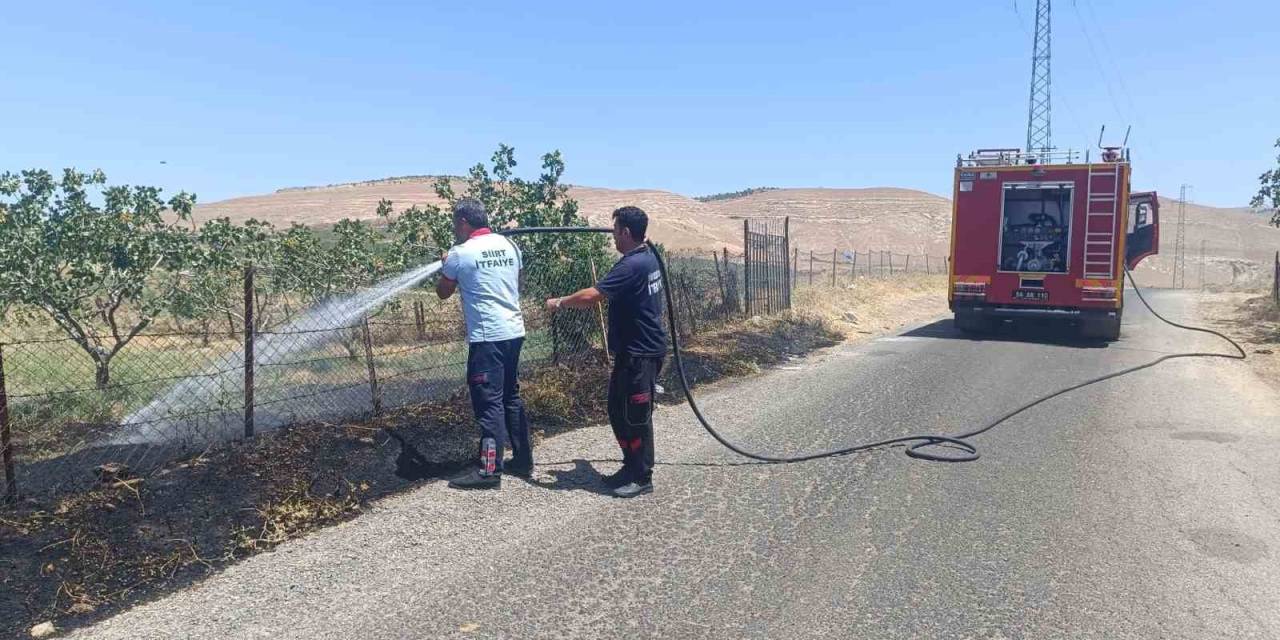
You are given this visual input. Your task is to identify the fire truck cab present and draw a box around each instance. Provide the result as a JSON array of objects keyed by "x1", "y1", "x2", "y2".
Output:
[{"x1": 948, "y1": 148, "x2": 1159, "y2": 341}]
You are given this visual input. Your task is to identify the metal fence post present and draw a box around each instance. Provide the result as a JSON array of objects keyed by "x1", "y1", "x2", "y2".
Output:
[
  {"x1": 1, "y1": 343, "x2": 16, "y2": 503},
  {"x1": 791, "y1": 247, "x2": 798, "y2": 305},
  {"x1": 724, "y1": 248, "x2": 737, "y2": 314},
  {"x1": 712, "y1": 251, "x2": 726, "y2": 312},
  {"x1": 850, "y1": 251, "x2": 857, "y2": 281},
  {"x1": 889, "y1": 252, "x2": 895, "y2": 275},
  {"x1": 743, "y1": 220, "x2": 752, "y2": 315},
  {"x1": 764, "y1": 225, "x2": 773, "y2": 315},
  {"x1": 906, "y1": 254, "x2": 911, "y2": 273},
  {"x1": 831, "y1": 249, "x2": 837, "y2": 287},
  {"x1": 809, "y1": 250, "x2": 814, "y2": 286},
  {"x1": 1272, "y1": 249, "x2": 1279, "y2": 302},
  {"x1": 925, "y1": 254, "x2": 931, "y2": 274},
  {"x1": 778, "y1": 218, "x2": 788, "y2": 311},
  {"x1": 243, "y1": 265, "x2": 256, "y2": 439},
  {"x1": 414, "y1": 301, "x2": 427, "y2": 341},
  {"x1": 361, "y1": 316, "x2": 383, "y2": 416}
]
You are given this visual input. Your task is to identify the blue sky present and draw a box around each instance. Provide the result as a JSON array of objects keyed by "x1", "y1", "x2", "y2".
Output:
[{"x1": 2, "y1": 1, "x2": 1276, "y2": 207}]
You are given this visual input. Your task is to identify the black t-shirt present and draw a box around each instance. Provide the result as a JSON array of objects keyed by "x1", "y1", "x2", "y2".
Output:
[{"x1": 595, "y1": 245, "x2": 668, "y2": 357}]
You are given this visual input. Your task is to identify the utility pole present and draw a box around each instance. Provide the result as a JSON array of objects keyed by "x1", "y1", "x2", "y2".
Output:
[
  {"x1": 1025, "y1": 0, "x2": 1052, "y2": 159},
  {"x1": 1172, "y1": 184, "x2": 1190, "y2": 289}
]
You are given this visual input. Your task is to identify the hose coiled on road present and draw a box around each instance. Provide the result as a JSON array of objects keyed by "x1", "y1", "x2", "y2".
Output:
[{"x1": 503, "y1": 227, "x2": 1247, "y2": 464}]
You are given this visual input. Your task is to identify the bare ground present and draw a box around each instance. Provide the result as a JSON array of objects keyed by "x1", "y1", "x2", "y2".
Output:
[{"x1": 1199, "y1": 291, "x2": 1280, "y2": 388}]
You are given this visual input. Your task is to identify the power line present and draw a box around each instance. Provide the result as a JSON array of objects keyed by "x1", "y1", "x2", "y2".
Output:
[
  {"x1": 1080, "y1": 0, "x2": 1140, "y2": 118},
  {"x1": 1075, "y1": 0, "x2": 1165, "y2": 178},
  {"x1": 1069, "y1": 0, "x2": 1128, "y2": 125}
]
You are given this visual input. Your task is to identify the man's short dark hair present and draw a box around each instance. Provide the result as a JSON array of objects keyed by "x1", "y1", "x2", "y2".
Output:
[
  {"x1": 453, "y1": 198, "x2": 489, "y2": 228},
  {"x1": 612, "y1": 206, "x2": 648, "y2": 241}
]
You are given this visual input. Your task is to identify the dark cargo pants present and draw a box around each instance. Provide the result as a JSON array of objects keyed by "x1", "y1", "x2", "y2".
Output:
[
  {"x1": 467, "y1": 337, "x2": 532, "y2": 474},
  {"x1": 607, "y1": 352, "x2": 664, "y2": 483}
]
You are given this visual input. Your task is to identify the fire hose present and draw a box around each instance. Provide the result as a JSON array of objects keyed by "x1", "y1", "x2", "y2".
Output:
[{"x1": 501, "y1": 227, "x2": 1246, "y2": 463}]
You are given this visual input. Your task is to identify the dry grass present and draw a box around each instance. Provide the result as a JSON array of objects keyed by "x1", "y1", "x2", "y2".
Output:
[
  {"x1": 1202, "y1": 292, "x2": 1280, "y2": 389},
  {"x1": 232, "y1": 483, "x2": 362, "y2": 552},
  {"x1": 792, "y1": 274, "x2": 949, "y2": 338}
]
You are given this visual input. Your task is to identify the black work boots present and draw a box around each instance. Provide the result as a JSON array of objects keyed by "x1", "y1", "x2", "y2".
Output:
[
  {"x1": 612, "y1": 480, "x2": 653, "y2": 499},
  {"x1": 504, "y1": 457, "x2": 534, "y2": 479},
  {"x1": 601, "y1": 468, "x2": 631, "y2": 488},
  {"x1": 602, "y1": 467, "x2": 653, "y2": 498},
  {"x1": 447, "y1": 469, "x2": 501, "y2": 490}
]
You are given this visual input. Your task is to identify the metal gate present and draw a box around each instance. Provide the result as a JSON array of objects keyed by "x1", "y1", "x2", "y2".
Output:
[{"x1": 743, "y1": 217, "x2": 791, "y2": 315}]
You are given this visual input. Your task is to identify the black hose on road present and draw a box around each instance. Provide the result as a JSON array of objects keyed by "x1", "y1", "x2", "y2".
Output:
[{"x1": 502, "y1": 227, "x2": 1246, "y2": 464}]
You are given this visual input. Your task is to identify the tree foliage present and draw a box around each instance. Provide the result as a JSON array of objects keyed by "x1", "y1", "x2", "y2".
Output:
[
  {"x1": 0, "y1": 146, "x2": 610, "y2": 387},
  {"x1": 1251, "y1": 137, "x2": 1280, "y2": 227},
  {"x1": 694, "y1": 186, "x2": 779, "y2": 203},
  {"x1": 0, "y1": 169, "x2": 198, "y2": 388},
  {"x1": 422, "y1": 145, "x2": 612, "y2": 353},
  {"x1": 374, "y1": 144, "x2": 611, "y2": 300},
  {"x1": 432, "y1": 145, "x2": 609, "y2": 297}
]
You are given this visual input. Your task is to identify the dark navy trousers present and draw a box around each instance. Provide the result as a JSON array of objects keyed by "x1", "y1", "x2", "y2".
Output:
[
  {"x1": 607, "y1": 352, "x2": 664, "y2": 483},
  {"x1": 466, "y1": 337, "x2": 532, "y2": 473}
]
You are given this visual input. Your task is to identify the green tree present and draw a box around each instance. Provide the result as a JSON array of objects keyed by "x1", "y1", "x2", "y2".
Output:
[
  {"x1": 0, "y1": 169, "x2": 199, "y2": 388},
  {"x1": 1251, "y1": 137, "x2": 1280, "y2": 227},
  {"x1": 377, "y1": 198, "x2": 445, "y2": 273},
  {"x1": 269, "y1": 221, "x2": 385, "y2": 308},
  {"x1": 432, "y1": 145, "x2": 611, "y2": 358},
  {"x1": 327, "y1": 218, "x2": 387, "y2": 291},
  {"x1": 171, "y1": 217, "x2": 281, "y2": 341},
  {"x1": 376, "y1": 144, "x2": 609, "y2": 289}
]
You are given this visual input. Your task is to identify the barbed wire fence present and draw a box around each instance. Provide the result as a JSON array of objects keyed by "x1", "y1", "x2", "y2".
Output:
[{"x1": 0, "y1": 223, "x2": 947, "y2": 502}]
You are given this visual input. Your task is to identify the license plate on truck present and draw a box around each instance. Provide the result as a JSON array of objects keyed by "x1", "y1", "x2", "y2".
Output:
[{"x1": 1013, "y1": 289, "x2": 1048, "y2": 301}]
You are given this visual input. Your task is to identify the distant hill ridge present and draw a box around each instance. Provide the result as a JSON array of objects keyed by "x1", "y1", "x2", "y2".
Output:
[
  {"x1": 694, "y1": 187, "x2": 780, "y2": 203},
  {"x1": 195, "y1": 176, "x2": 1279, "y2": 288},
  {"x1": 275, "y1": 175, "x2": 465, "y2": 194}
]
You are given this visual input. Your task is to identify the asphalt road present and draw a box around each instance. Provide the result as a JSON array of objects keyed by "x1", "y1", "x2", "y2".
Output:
[{"x1": 73, "y1": 290, "x2": 1280, "y2": 639}]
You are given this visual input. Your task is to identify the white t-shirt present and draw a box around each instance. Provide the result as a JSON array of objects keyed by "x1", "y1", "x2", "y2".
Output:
[{"x1": 441, "y1": 229, "x2": 526, "y2": 343}]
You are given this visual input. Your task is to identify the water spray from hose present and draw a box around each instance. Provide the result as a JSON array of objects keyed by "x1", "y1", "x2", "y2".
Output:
[{"x1": 114, "y1": 260, "x2": 445, "y2": 444}]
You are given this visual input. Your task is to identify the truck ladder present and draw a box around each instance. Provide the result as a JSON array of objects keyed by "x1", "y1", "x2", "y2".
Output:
[{"x1": 1083, "y1": 164, "x2": 1121, "y2": 279}]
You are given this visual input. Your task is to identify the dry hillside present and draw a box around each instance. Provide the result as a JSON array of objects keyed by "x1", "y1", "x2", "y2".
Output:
[
  {"x1": 1128, "y1": 197, "x2": 1279, "y2": 289},
  {"x1": 194, "y1": 176, "x2": 1278, "y2": 288},
  {"x1": 193, "y1": 177, "x2": 953, "y2": 256}
]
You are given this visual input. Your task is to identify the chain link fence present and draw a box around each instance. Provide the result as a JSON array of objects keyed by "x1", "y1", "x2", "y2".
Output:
[
  {"x1": 0, "y1": 240, "x2": 754, "y2": 500},
  {"x1": 0, "y1": 222, "x2": 948, "y2": 501}
]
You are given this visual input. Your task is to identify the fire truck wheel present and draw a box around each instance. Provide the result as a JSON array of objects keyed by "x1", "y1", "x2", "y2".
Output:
[
  {"x1": 954, "y1": 310, "x2": 991, "y2": 334},
  {"x1": 1080, "y1": 312, "x2": 1122, "y2": 341}
]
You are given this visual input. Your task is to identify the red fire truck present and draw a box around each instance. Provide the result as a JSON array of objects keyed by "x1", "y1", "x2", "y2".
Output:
[{"x1": 947, "y1": 147, "x2": 1159, "y2": 340}]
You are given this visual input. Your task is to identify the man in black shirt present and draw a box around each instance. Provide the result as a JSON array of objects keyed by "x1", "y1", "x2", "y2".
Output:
[{"x1": 546, "y1": 206, "x2": 667, "y2": 498}]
